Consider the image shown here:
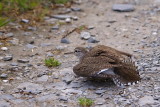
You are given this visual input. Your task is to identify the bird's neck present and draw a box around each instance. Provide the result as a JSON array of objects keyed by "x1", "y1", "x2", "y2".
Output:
[{"x1": 78, "y1": 54, "x2": 86, "y2": 63}]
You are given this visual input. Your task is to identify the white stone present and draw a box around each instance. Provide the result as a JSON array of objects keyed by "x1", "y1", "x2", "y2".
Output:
[
  {"x1": 72, "y1": 16, "x2": 78, "y2": 20},
  {"x1": 138, "y1": 96, "x2": 155, "y2": 106},
  {"x1": 80, "y1": 32, "x2": 91, "y2": 40},
  {"x1": 21, "y1": 19, "x2": 29, "y2": 23},
  {"x1": 132, "y1": 82, "x2": 135, "y2": 85},
  {"x1": 1, "y1": 47, "x2": 8, "y2": 51},
  {"x1": 36, "y1": 75, "x2": 48, "y2": 82},
  {"x1": 3, "y1": 80, "x2": 8, "y2": 82},
  {"x1": 65, "y1": 18, "x2": 71, "y2": 23},
  {"x1": 127, "y1": 82, "x2": 131, "y2": 85},
  {"x1": 95, "y1": 98, "x2": 106, "y2": 105},
  {"x1": 152, "y1": 32, "x2": 157, "y2": 35}
]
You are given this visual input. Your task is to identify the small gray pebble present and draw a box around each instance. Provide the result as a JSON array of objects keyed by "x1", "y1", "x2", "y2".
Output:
[
  {"x1": 27, "y1": 64, "x2": 33, "y2": 67},
  {"x1": 62, "y1": 75, "x2": 73, "y2": 85},
  {"x1": 95, "y1": 89, "x2": 106, "y2": 95},
  {"x1": 5, "y1": 33, "x2": 14, "y2": 37},
  {"x1": 10, "y1": 62, "x2": 18, "y2": 66},
  {"x1": 8, "y1": 38, "x2": 19, "y2": 45},
  {"x1": 51, "y1": 15, "x2": 71, "y2": 20},
  {"x1": 59, "y1": 96, "x2": 68, "y2": 101},
  {"x1": 71, "y1": 7, "x2": 82, "y2": 11},
  {"x1": 29, "y1": 40, "x2": 34, "y2": 44},
  {"x1": 40, "y1": 43, "x2": 52, "y2": 47},
  {"x1": 17, "y1": 59, "x2": 29, "y2": 63},
  {"x1": 88, "y1": 37, "x2": 99, "y2": 43},
  {"x1": 36, "y1": 75, "x2": 48, "y2": 82},
  {"x1": 46, "y1": 52, "x2": 54, "y2": 57},
  {"x1": 61, "y1": 38, "x2": 70, "y2": 44},
  {"x1": 28, "y1": 27, "x2": 36, "y2": 31},
  {"x1": 0, "y1": 32, "x2": 3, "y2": 36},
  {"x1": 3, "y1": 55, "x2": 13, "y2": 61},
  {"x1": 51, "y1": 25, "x2": 59, "y2": 30},
  {"x1": 88, "y1": 26, "x2": 95, "y2": 29},
  {"x1": 72, "y1": 16, "x2": 78, "y2": 20},
  {"x1": 0, "y1": 73, "x2": 8, "y2": 78},
  {"x1": 108, "y1": 20, "x2": 117, "y2": 23},
  {"x1": 23, "y1": 32, "x2": 32, "y2": 36},
  {"x1": 153, "y1": 60, "x2": 159, "y2": 65},
  {"x1": 112, "y1": 4, "x2": 135, "y2": 12}
]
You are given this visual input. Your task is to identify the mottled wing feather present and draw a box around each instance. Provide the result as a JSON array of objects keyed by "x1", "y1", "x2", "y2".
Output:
[
  {"x1": 73, "y1": 63, "x2": 121, "y2": 78},
  {"x1": 93, "y1": 45, "x2": 132, "y2": 57},
  {"x1": 81, "y1": 56, "x2": 116, "y2": 64},
  {"x1": 114, "y1": 65, "x2": 140, "y2": 83},
  {"x1": 84, "y1": 47, "x2": 130, "y2": 64}
]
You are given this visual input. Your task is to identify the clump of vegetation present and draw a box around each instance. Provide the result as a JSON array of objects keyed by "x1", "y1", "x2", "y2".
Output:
[
  {"x1": 0, "y1": 17, "x2": 10, "y2": 27},
  {"x1": 0, "y1": 0, "x2": 41, "y2": 16},
  {"x1": 78, "y1": 25, "x2": 87, "y2": 30},
  {"x1": 44, "y1": 57, "x2": 61, "y2": 67},
  {"x1": 75, "y1": 25, "x2": 87, "y2": 33},
  {"x1": 78, "y1": 97, "x2": 94, "y2": 107},
  {"x1": 53, "y1": 0, "x2": 71, "y2": 4}
]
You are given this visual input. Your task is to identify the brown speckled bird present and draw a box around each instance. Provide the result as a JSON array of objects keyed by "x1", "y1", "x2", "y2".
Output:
[{"x1": 73, "y1": 45, "x2": 140, "y2": 87}]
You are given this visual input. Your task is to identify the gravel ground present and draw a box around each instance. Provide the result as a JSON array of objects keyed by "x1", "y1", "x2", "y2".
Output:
[{"x1": 0, "y1": 0, "x2": 160, "y2": 107}]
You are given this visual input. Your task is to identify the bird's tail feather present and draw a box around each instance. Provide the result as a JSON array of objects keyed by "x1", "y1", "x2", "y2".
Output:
[{"x1": 112, "y1": 76, "x2": 139, "y2": 87}]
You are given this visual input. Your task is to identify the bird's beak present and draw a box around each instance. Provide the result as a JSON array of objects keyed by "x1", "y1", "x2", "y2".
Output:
[{"x1": 64, "y1": 52, "x2": 74, "y2": 54}]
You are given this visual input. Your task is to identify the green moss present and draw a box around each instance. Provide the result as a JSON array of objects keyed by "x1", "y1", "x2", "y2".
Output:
[
  {"x1": 53, "y1": 0, "x2": 70, "y2": 4},
  {"x1": 45, "y1": 57, "x2": 61, "y2": 67},
  {"x1": 78, "y1": 97, "x2": 94, "y2": 107},
  {"x1": 79, "y1": 25, "x2": 86, "y2": 31}
]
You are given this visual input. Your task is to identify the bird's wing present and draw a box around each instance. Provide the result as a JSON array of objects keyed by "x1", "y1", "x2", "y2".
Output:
[
  {"x1": 73, "y1": 62, "x2": 121, "y2": 78},
  {"x1": 85, "y1": 49, "x2": 124, "y2": 64},
  {"x1": 88, "y1": 45, "x2": 133, "y2": 63},
  {"x1": 114, "y1": 63, "x2": 140, "y2": 83},
  {"x1": 93, "y1": 45, "x2": 132, "y2": 57},
  {"x1": 81, "y1": 56, "x2": 116, "y2": 64},
  {"x1": 90, "y1": 48, "x2": 136, "y2": 67}
]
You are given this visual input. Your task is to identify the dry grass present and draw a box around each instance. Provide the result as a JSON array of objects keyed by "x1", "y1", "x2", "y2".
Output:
[{"x1": 0, "y1": 0, "x2": 71, "y2": 29}]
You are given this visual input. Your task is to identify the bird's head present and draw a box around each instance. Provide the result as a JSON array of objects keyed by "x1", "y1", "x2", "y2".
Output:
[{"x1": 74, "y1": 47, "x2": 88, "y2": 59}]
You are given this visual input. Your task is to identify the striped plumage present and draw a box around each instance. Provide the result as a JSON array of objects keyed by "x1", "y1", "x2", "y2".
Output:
[{"x1": 73, "y1": 45, "x2": 140, "y2": 86}]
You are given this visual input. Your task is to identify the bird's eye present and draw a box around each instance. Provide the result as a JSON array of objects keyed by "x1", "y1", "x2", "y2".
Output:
[
  {"x1": 75, "y1": 50, "x2": 79, "y2": 52},
  {"x1": 75, "y1": 50, "x2": 78, "y2": 52}
]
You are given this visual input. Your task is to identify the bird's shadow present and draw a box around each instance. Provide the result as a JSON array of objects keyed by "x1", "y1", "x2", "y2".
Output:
[
  {"x1": 77, "y1": 77, "x2": 117, "y2": 89},
  {"x1": 68, "y1": 77, "x2": 125, "y2": 96}
]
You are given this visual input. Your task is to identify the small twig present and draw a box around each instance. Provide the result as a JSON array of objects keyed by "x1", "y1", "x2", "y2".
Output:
[{"x1": 62, "y1": 28, "x2": 77, "y2": 38}]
